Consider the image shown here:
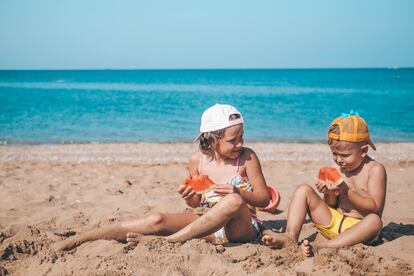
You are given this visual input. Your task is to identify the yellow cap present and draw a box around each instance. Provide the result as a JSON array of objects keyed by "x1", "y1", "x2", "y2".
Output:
[{"x1": 328, "y1": 113, "x2": 376, "y2": 150}]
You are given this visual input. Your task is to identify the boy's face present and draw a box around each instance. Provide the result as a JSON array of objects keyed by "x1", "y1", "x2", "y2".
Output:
[
  {"x1": 214, "y1": 124, "x2": 244, "y2": 160},
  {"x1": 329, "y1": 141, "x2": 368, "y2": 173}
]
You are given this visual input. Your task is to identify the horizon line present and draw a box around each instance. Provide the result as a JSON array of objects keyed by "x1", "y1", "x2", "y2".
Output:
[{"x1": 0, "y1": 66, "x2": 413, "y2": 71}]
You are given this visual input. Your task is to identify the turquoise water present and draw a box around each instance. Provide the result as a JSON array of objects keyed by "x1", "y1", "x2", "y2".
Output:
[{"x1": 0, "y1": 69, "x2": 413, "y2": 144}]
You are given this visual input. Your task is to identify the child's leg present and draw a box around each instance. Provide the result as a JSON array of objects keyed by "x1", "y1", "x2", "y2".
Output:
[
  {"x1": 54, "y1": 212, "x2": 199, "y2": 251},
  {"x1": 262, "y1": 184, "x2": 332, "y2": 248},
  {"x1": 302, "y1": 213, "x2": 382, "y2": 256},
  {"x1": 165, "y1": 193, "x2": 257, "y2": 243}
]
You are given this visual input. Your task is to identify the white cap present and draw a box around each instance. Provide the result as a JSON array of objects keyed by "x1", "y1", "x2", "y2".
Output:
[{"x1": 194, "y1": 103, "x2": 244, "y2": 141}]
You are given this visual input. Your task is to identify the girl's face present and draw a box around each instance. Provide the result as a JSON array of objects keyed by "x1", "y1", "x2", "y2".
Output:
[
  {"x1": 329, "y1": 142, "x2": 368, "y2": 173},
  {"x1": 214, "y1": 124, "x2": 244, "y2": 160}
]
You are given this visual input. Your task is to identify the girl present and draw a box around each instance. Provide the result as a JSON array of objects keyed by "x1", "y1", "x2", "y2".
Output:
[{"x1": 54, "y1": 103, "x2": 269, "y2": 250}]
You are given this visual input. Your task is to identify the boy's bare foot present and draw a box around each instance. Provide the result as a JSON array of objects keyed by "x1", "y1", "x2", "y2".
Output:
[
  {"x1": 261, "y1": 232, "x2": 296, "y2": 249},
  {"x1": 301, "y1": 239, "x2": 319, "y2": 257}
]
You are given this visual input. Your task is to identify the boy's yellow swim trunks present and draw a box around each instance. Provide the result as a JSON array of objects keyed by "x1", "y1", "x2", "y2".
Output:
[{"x1": 314, "y1": 206, "x2": 361, "y2": 239}]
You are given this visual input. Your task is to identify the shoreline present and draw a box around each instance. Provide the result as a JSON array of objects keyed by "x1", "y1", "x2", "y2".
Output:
[{"x1": 1, "y1": 142, "x2": 413, "y2": 163}]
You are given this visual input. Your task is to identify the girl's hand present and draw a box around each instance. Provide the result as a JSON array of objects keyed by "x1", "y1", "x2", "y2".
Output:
[
  {"x1": 177, "y1": 184, "x2": 196, "y2": 200},
  {"x1": 214, "y1": 184, "x2": 240, "y2": 195}
]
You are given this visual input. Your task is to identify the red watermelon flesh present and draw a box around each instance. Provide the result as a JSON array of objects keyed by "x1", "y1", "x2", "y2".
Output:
[
  {"x1": 183, "y1": 174, "x2": 215, "y2": 194},
  {"x1": 318, "y1": 167, "x2": 343, "y2": 189}
]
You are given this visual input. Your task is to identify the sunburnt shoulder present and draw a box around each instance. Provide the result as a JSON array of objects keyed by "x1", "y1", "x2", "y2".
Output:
[
  {"x1": 232, "y1": 147, "x2": 261, "y2": 173},
  {"x1": 237, "y1": 146, "x2": 259, "y2": 162},
  {"x1": 189, "y1": 151, "x2": 202, "y2": 165},
  {"x1": 356, "y1": 157, "x2": 386, "y2": 181},
  {"x1": 366, "y1": 158, "x2": 386, "y2": 177}
]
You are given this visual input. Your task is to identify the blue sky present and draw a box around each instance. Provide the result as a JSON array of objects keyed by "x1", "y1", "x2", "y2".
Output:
[{"x1": 0, "y1": 0, "x2": 413, "y2": 69}]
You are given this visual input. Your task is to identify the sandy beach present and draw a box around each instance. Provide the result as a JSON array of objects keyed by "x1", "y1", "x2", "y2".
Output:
[{"x1": 1, "y1": 142, "x2": 413, "y2": 275}]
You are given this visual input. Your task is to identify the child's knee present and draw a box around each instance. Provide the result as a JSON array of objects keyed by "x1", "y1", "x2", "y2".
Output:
[
  {"x1": 223, "y1": 193, "x2": 244, "y2": 213},
  {"x1": 147, "y1": 213, "x2": 166, "y2": 229},
  {"x1": 294, "y1": 184, "x2": 314, "y2": 196},
  {"x1": 364, "y1": 214, "x2": 383, "y2": 231}
]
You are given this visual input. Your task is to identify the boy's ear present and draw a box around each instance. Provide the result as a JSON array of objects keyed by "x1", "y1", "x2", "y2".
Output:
[{"x1": 360, "y1": 144, "x2": 369, "y2": 157}]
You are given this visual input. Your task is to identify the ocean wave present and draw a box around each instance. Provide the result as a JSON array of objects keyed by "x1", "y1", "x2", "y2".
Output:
[{"x1": 0, "y1": 81, "x2": 358, "y2": 95}]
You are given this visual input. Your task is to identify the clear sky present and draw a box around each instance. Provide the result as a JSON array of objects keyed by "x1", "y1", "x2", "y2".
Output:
[{"x1": 1, "y1": 0, "x2": 413, "y2": 69}]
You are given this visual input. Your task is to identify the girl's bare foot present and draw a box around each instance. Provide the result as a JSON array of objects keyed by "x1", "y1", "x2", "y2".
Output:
[
  {"x1": 54, "y1": 224, "x2": 129, "y2": 251},
  {"x1": 301, "y1": 239, "x2": 319, "y2": 257},
  {"x1": 261, "y1": 232, "x2": 295, "y2": 249},
  {"x1": 53, "y1": 236, "x2": 83, "y2": 251},
  {"x1": 126, "y1": 232, "x2": 159, "y2": 243}
]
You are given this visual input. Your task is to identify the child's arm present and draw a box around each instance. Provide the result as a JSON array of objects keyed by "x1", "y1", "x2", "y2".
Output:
[
  {"x1": 324, "y1": 193, "x2": 338, "y2": 207},
  {"x1": 231, "y1": 148, "x2": 270, "y2": 208},
  {"x1": 315, "y1": 179, "x2": 338, "y2": 207},
  {"x1": 178, "y1": 151, "x2": 202, "y2": 208},
  {"x1": 177, "y1": 184, "x2": 201, "y2": 208},
  {"x1": 339, "y1": 163, "x2": 387, "y2": 215}
]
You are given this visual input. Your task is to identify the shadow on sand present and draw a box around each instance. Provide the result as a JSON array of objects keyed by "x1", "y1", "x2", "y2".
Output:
[
  {"x1": 261, "y1": 218, "x2": 313, "y2": 234},
  {"x1": 260, "y1": 220, "x2": 414, "y2": 246},
  {"x1": 369, "y1": 222, "x2": 414, "y2": 246}
]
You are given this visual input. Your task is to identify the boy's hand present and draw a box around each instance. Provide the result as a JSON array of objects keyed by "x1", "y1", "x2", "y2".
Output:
[
  {"x1": 336, "y1": 181, "x2": 349, "y2": 196},
  {"x1": 315, "y1": 179, "x2": 338, "y2": 194},
  {"x1": 177, "y1": 184, "x2": 196, "y2": 200},
  {"x1": 214, "y1": 184, "x2": 240, "y2": 195}
]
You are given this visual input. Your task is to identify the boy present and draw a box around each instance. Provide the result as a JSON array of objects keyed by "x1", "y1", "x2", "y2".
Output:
[{"x1": 262, "y1": 112, "x2": 387, "y2": 257}]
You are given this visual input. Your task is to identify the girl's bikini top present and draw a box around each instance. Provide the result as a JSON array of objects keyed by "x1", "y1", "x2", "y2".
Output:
[{"x1": 198, "y1": 151, "x2": 253, "y2": 209}]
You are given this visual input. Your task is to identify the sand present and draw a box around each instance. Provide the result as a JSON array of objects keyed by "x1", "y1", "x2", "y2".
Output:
[{"x1": 1, "y1": 143, "x2": 413, "y2": 275}]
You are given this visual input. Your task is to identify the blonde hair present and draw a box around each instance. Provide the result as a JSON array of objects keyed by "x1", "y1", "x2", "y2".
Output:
[{"x1": 199, "y1": 114, "x2": 241, "y2": 157}]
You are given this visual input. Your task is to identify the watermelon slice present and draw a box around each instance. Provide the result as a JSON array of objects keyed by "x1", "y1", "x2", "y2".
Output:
[
  {"x1": 183, "y1": 174, "x2": 215, "y2": 194},
  {"x1": 318, "y1": 167, "x2": 343, "y2": 189}
]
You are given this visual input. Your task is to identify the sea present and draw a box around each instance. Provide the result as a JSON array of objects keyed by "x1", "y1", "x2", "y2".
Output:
[{"x1": 0, "y1": 69, "x2": 413, "y2": 144}]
